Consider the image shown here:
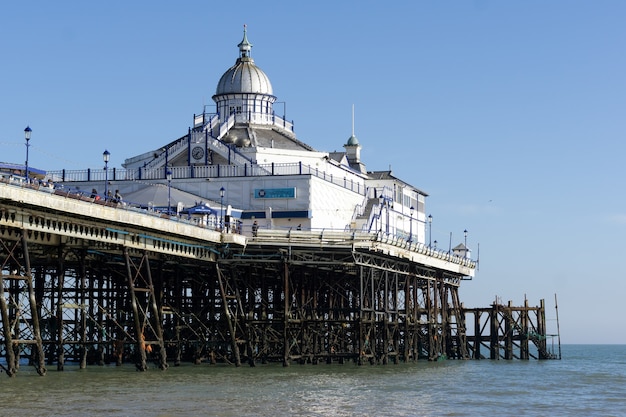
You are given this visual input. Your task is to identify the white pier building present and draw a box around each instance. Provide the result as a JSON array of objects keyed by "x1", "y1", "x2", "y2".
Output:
[{"x1": 50, "y1": 28, "x2": 428, "y2": 245}]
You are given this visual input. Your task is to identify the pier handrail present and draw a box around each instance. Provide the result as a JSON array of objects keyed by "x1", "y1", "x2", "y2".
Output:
[
  {"x1": 195, "y1": 110, "x2": 294, "y2": 134},
  {"x1": 45, "y1": 161, "x2": 366, "y2": 196},
  {"x1": 252, "y1": 228, "x2": 476, "y2": 270},
  {"x1": 139, "y1": 136, "x2": 189, "y2": 170},
  {"x1": 0, "y1": 175, "x2": 232, "y2": 237},
  {"x1": 0, "y1": 178, "x2": 232, "y2": 260},
  {"x1": 191, "y1": 128, "x2": 260, "y2": 167}
]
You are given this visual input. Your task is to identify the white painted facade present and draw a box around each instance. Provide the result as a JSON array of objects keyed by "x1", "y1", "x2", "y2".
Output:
[{"x1": 49, "y1": 28, "x2": 429, "y2": 242}]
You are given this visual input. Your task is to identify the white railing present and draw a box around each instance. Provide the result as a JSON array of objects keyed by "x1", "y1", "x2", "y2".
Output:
[
  {"x1": 217, "y1": 114, "x2": 235, "y2": 140},
  {"x1": 270, "y1": 114, "x2": 294, "y2": 132},
  {"x1": 191, "y1": 129, "x2": 259, "y2": 167},
  {"x1": 144, "y1": 137, "x2": 189, "y2": 170},
  {"x1": 195, "y1": 111, "x2": 294, "y2": 135}
]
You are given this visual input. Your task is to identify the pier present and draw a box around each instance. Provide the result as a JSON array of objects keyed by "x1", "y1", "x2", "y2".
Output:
[
  {"x1": 0, "y1": 28, "x2": 561, "y2": 377},
  {"x1": 0, "y1": 180, "x2": 557, "y2": 377}
]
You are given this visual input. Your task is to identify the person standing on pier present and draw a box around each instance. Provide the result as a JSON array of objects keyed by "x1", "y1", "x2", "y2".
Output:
[{"x1": 252, "y1": 220, "x2": 258, "y2": 237}]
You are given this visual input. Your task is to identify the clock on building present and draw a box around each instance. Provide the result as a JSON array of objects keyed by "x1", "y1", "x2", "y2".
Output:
[{"x1": 192, "y1": 146, "x2": 205, "y2": 160}]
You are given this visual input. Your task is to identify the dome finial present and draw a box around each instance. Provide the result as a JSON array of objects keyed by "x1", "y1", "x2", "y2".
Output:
[{"x1": 238, "y1": 24, "x2": 253, "y2": 58}]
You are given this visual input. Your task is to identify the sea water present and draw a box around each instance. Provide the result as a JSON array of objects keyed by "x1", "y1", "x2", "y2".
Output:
[{"x1": 0, "y1": 345, "x2": 624, "y2": 417}]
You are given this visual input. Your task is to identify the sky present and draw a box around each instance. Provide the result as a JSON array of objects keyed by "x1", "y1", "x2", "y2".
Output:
[{"x1": 1, "y1": 1, "x2": 625, "y2": 344}]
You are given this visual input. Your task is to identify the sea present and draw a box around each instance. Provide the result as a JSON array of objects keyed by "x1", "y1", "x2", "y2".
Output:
[{"x1": 0, "y1": 344, "x2": 624, "y2": 417}]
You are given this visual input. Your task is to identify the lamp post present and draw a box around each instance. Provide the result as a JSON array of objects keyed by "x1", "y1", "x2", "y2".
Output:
[
  {"x1": 464, "y1": 229, "x2": 468, "y2": 258},
  {"x1": 103, "y1": 150, "x2": 110, "y2": 200},
  {"x1": 409, "y1": 206, "x2": 414, "y2": 243},
  {"x1": 219, "y1": 186, "x2": 225, "y2": 231},
  {"x1": 428, "y1": 214, "x2": 433, "y2": 247},
  {"x1": 166, "y1": 169, "x2": 172, "y2": 215},
  {"x1": 24, "y1": 126, "x2": 32, "y2": 182}
]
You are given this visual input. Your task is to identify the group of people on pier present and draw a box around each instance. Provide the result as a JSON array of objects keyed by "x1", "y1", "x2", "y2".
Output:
[{"x1": 89, "y1": 188, "x2": 122, "y2": 204}]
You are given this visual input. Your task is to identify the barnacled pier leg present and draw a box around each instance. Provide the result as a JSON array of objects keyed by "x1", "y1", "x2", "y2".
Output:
[
  {"x1": 79, "y1": 258, "x2": 88, "y2": 369},
  {"x1": 0, "y1": 235, "x2": 47, "y2": 377},
  {"x1": 520, "y1": 299, "x2": 530, "y2": 360},
  {"x1": 282, "y1": 260, "x2": 290, "y2": 367},
  {"x1": 0, "y1": 274, "x2": 17, "y2": 377},
  {"x1": 124, "y1": 248, "x2": 147, "y2": 371},
  {"x1": 22, "y1": 236, "x2": 47, "y2": 376},
  {"x1": 472, "y1": 309, "x2": 482, "y2": 359},
  {"x1": 144, "y1": 257, "x2": 167, "y2": 370},
  {"x1": 537, "y1": 299, "x2": 550, "y2": 359},
  {"x1": 450, "y1": 286, "x2": 469, "y2": 359},
  {"x1": 438, "y1": 277, "x2": 447, "y2": 360},
  {"x1": 490, "y1": 301, "x2": 500, "y2": 359},
  {"x1": 56, "y1": 254, "x2": 65, "y2": 371},
  {"x1": 505, "y1": 301, "x2": 513, "y2": 359},
  {"x1": 216, "y1": 264, "x2": 242, "y2": 367},
  {"x1": 427, "y1": 279, "x2": 437, "y2": 360}
]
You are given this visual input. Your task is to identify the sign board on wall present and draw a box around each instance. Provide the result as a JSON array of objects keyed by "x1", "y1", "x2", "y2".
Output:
[{"x1": 254, "y1": 188, "x2": 296, "y2": 199}]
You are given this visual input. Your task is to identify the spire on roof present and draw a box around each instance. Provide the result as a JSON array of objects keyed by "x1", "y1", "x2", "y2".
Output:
[
  {"x1": 238, "y1": 24, "x2": 253, "y2": 58},
  {"x1": 345, "y1": 104, "x2": 359, "y2": 146},
  {"x1": 343, "y1": 105, "x2": 366, "y2": 173}
]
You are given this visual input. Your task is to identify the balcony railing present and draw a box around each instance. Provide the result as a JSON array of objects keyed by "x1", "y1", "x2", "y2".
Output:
[{"x1": 46, "y1": 162, "x2": 366, "y2": 195}]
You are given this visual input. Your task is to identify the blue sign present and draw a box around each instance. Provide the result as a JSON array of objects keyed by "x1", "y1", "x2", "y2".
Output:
[{"x1": 254, "y1": 188, "x2": 296, "y2": 199}]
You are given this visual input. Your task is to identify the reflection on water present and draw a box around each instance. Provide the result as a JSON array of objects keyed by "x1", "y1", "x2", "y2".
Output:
[{"x1": 1, "y1": 345, "x2": 625, "y2": 417}]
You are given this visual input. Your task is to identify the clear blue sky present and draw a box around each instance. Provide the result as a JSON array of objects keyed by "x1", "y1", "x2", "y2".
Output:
[{"x1": 2, "y1": 1, "x2": 625, "y2": 344}]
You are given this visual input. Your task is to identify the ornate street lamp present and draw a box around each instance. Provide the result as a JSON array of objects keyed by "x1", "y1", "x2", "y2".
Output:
[
  {"x1": 24, "y1": 126, "x2": 32, "y2": 182},
  {"x1": 428, "y1": 214, "x2": 433, "y2": 247},
  {"x1": 409, "y1": 206, "x2": 414, "y2": 243},
  {"x1": 166, "y1": 169, "x2": 172, "y2": 215},
  {"x1": 103, "y1": 150, "x2": 110, "y2": 200},
  {"x1": 220, "y1": 186, "x2": 225, "y2": 230}
]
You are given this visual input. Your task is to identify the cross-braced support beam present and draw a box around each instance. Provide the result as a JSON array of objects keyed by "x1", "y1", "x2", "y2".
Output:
[
  {"x1": 0, "y1": 233, "x2": 46, "y2": 376},
  {"x1": 124, "y1": 248, "x2": 168, "y2": 371}
]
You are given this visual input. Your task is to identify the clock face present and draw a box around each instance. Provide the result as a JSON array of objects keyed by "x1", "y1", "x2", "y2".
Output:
[{"x1": 192, "y1": 146, "x2": 205, "y2": 160}]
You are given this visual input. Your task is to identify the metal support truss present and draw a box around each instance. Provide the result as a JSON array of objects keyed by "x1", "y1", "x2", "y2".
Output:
[
  {"x1": 124, "y1": 248, "x2": 167, "y2": 371},
  {"x1": 0, "y1": 233, "x2": 46, "y2": 376}
]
